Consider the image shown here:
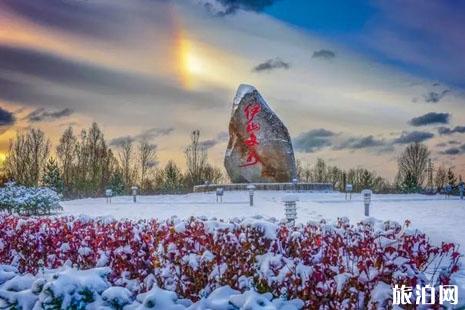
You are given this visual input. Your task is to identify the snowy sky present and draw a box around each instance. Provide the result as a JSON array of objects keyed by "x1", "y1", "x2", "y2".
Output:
[{"x1": 0, "y1": 0, "x2": 464, "y2": 179}]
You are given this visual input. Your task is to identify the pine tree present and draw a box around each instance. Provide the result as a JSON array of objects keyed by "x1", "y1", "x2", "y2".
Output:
[
  {"x1": 400, "y1": 171, "x2": 418, "y2": 193},
  {"x1": 157, "y1": 161, "x2": 184, "y2": 193},
  {"x1": 108, "y1": 168, "x2": 125, "y2": 195},
  {"x1": 359, "y1": 169, "x2": 374, "y2": 190},
  {"x1": 447, "y1": 168, "x2": 457, "y2": 188},
  {"x1": 42, "y1": 158, "x2": 63, "y2": 193}
]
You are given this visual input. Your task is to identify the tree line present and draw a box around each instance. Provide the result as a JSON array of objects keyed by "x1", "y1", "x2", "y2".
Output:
[
  {"x1": 296, "y1": 142, "x2": 463, "y2": 194},
  {"x1": 1, "y1": 123, "x2": 462, "y2": 196},
  {"x1": 1, "y1": 124, "x2": 223, "y2": 198}
]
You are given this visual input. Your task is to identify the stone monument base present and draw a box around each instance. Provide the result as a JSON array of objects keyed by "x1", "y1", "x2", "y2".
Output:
[{"x1": 193, "y1": 182, "x2": 333, "y2": 193}]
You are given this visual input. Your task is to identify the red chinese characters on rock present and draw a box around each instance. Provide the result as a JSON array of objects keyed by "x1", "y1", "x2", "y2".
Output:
[{"x1": 240, "y1": 103, "x2": 262, "y2": 167}]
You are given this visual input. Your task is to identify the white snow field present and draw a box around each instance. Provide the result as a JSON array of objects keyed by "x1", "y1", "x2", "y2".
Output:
[{"x1": 62, "y1": 191, "x2": 465, "y2": 248}]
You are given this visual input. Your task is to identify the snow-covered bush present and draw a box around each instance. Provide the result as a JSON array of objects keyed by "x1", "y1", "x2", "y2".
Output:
[
  {"x1": 0, "y1": 266, "x2": 305, "y2": 309},
  {"x1": 0, "y1": 182, "x2": 62, "y2": 215},
  {"x1": 0, "y1": 215, "x2": 461, "y2": 308}
]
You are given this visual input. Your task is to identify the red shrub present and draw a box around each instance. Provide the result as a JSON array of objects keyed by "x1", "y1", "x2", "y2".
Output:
[{"x1": 0, "y1": 215, "x2": 460, "y2": 308}]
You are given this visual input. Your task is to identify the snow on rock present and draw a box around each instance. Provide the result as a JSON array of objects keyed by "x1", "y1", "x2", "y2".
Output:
[{"x1": 232, "y1": 84, "x2": 256, "y2": 111}]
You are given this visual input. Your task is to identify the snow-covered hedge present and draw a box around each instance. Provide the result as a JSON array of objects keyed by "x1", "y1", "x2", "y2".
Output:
[
  {"x1": 0, "y1": 265, "x2": 305, "y2": 309},
  {"x1": 0, "y1": 215, "x2": 461, "y2": 308},
  {"x1": 0, "y1": 182, "x2": 62, "y2": 215}
]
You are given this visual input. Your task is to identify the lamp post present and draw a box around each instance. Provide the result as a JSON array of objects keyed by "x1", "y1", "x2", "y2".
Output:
[
  {"x1": 361, "y1": 189, "x2": 372, "y2": 216},
  {"x1": 105, "y1": 189, "x2": 113, "y2": 204},
  {"x1": 247, "y1": 184, "x2": 255, "y2": 207},
  {"x1": 216, "y1": 187, "x2": 224, "y2": 203},
  {"x1": 459, "y1": 182, "x2": 464, "y2": 200},
  {"x1": 283, "y1": 194, "x2": 298, "y2": 225},
  {"x1": 131, "y1": 186, "x2": 138, "y2": 203},
  {"x1": 292, "y1": 178, "x2": 298, "y2": 192},
  {"x1": 445, "y1": 184, "x2": 452, "y2": 199},
  {"x1": 345, "y1": 184, "x2": 353, "y2": 200}
]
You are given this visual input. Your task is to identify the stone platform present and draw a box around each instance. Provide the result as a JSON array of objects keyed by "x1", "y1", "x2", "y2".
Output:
[{"x1": 193, "y1": 182, "x2": 333, "y2": 193}]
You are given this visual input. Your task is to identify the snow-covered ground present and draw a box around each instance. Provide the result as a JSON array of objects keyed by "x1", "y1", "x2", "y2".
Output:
[{"x1": 62, "y1": 191, "x2": 465, "y2": 249}]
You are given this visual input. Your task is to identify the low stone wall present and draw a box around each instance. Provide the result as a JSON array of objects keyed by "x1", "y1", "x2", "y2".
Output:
[{"x1": 193, "y1": 182, "x2": 333, "y2": 192}]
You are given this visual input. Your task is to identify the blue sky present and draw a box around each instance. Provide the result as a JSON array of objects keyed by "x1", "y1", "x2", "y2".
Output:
[
  {"x1": 266, "y1": 0, "x2": 465, "y2": 89},
  {"x1": 266, "y1": 0, "x2": 376, "y2": 35}
]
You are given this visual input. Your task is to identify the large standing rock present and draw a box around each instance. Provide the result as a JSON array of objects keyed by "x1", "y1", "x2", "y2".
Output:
[{"x1": 224, "y1": 84, "x2": 297, "y2": 183}]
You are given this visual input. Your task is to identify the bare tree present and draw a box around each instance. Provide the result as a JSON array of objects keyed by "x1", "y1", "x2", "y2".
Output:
[
  {"x1": 73, "y1": 122, "x2": 112, "y2": 197},
  {"x1": 185, "y1": 130, "x2": 207, "y2": 187},
  {"x1": 397, "y1": 142, "x2": 430, "y2": 190},
  {"x1": 313, "y1": 158, "x2": 327, "y2": 183},
  {"x1": 302, "y1": 163, "x2": 312, "y2": 182},
  {"x1": 57, "y1": 126, "x2": 77, "y2": 193},
  {"x1": 138, "y1": 140, "x2": 157, "y2": 188},
  {"x1": 203, "y1": 164, "x2": 224, "y2": 184},
  {"x1": 116, "y1": 136, "x2": 134, "y2": 189},
  {"x1": 434, "y1": 165, "x2": 447, "y2": 192},
  {"x1": 5, "y1": 128, "x2": 50, "y2": 186}
]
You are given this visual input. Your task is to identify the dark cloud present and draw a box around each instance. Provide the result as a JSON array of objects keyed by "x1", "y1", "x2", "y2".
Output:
[
  {"x1": 438, "y1": 126, "x2": 465, "y2": 135},
  {"x1": 253, "y1": 58, "x2": 290, "y2": 72},
  {"x1": 136, "y1": 127, "x2": 175, "y2": 141},
  {"x1": 200, "y1": 0, "x2": 276, "y2": 15},
  {"x1": 0, "y1": 44, "x2": 224, "y2": 113},
  {"x1": 110, "y1": 136, "x2": 135, "y2": 147},
  {"x1": 0, "y1": 44, "x2": 158, "y2": 96},
  {"x1": 0, "y1": 76, "x2": 71, "y2": 107},
  {"x1": 334, "y1": 135, "x2": 384, "y2": 150},
  {"x1": 393, "y1": 131, "x2": 434, "y2": 144},
  {"x1": 26, "y1": 108, "x2": 73, "y2": 122},
  {"x1": 1, "y1": 0, "x2": 125, "y2": 39},
  {"x1": 423, "y1": 90, "x2": 449, "y2": 103},
  {"x1": 449, "y1": 140, "x2": 461, "y2": 145},
  {"x1": 199, "y1": 139, "x2": 218, "y2": 149},
  {"x1": 293, "y1": 129, "x2": 335, "y2": 153},
  {"x1": 408, "y1": 112, "x2": 450, "y2": 126},
  {"x1": 0, "y1": 0, "x2": 173, "y2": 41},
  {"x1": 110, "y1": 127, "x2": 174, "y2": 147},
  {"x1": 0, "y1": 107, "x2": 15, "y2": 135},
  {"x1": 0, "y1": 107, "x2": 15, "y2": 127},
  {"x1": 312, "y1": 49, "x2": 336, "y2": 59},
  {"x1": 199, "y1": 132, "x2": 229, "y2": 150},
  {"x1": 442, "y1": 148, "x2": 461, "y2": 155},
  {"x1": 440, "y1": 144, "x2": 465, "y2": 155}
]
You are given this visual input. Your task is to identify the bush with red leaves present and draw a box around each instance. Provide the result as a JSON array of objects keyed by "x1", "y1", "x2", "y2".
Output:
[{"x1": 0, "y1": 215, "x2": 460, "y2": 308}]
